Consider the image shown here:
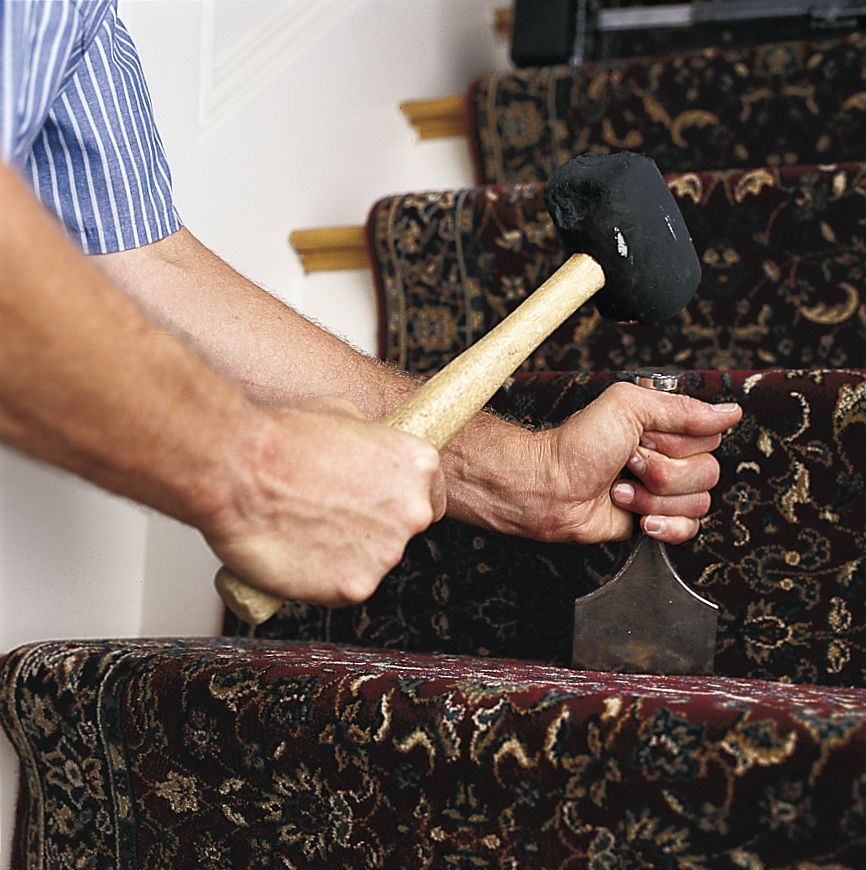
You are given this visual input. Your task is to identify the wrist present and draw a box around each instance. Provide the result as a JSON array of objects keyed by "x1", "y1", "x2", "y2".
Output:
[
  {"x1": 185, "y1": 399, "x2": 286, "y2": 542},
  {"x1": 441, "y1": 413, "x2": 548, "y2": 538}
]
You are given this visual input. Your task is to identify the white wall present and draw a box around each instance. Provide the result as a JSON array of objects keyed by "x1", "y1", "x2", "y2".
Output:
[{"x1": 0, "y1": 1, "x2": 509, "y2": 864}]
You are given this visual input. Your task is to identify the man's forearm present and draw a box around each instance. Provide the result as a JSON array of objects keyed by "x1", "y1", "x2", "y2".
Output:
[
  {"x1": 95, "y1": 229, "x2": 538, "y2": 535},
  {"x1": 0, "y1": 166, "x2": 256, "y2": 527},
  {"x1": 94, "y1": 228, "x2": 410, "y2": 414}
]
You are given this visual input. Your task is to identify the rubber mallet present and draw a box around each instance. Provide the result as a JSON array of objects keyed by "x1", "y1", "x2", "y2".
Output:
[{"x1": 215, "y1": 151, "x2": 702, "y2": 626}]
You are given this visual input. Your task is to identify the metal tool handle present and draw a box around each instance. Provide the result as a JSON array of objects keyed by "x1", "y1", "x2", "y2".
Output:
[
  {"x1": 216, "y1": 253, "x2": 606, "y2": 626},
  {"x1": 634, "y1": 365, "x2": 684, "y2": 394},
  {"x1": 634, "y1": 366, "x2": 684, "y2": 541}
]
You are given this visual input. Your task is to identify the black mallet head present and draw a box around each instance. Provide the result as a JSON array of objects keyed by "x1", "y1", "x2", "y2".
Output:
[{"x1": 544, "y1": 151, "x2": 701, "y2": 323}]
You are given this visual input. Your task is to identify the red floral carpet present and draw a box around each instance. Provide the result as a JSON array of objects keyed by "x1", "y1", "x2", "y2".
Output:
[
  {"x1": 4, "y1": 638, "x2": 866, "y2": 868},
  {"x1": 469, "y1": 34, "x2": 866, "y2": 185}
]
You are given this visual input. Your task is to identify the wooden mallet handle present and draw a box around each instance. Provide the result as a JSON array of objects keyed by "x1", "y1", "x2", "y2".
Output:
[{"x1": 215, "y1": 253, "x2": 605, "y2": 625}]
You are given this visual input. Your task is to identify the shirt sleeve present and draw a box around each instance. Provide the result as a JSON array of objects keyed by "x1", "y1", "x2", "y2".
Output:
[
  {"x1": 1, "y1": 0, "x2": 79, "y2": 164},
  {"x1": 4, "y1": 1, "x2": 182, "y2": 254}
]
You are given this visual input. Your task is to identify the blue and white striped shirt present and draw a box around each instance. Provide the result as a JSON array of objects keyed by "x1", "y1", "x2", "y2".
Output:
[{"x1": 0, "y1": 0, "x2": 181, "y2": 253}]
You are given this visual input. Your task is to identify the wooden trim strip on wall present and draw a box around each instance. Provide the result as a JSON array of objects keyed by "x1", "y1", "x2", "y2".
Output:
[
  {"x1": 399, "y1": 96, "x2": 467, "y2": 140},
  {"x1": 399, "y1": 7, "x2": 509, "y2": 140},
  {"x1": 494, "y1": 6, "x2": 513, "y2": 40},
  {"x1": 289, "y1": 225, "x2": 368, "y2": 273}
]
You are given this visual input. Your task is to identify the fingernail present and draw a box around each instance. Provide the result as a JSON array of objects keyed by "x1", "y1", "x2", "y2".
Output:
[
  {"x1": 612, "y1": 482, "x2": 634, "y2": 504},
  {"x1": 644, "y1": 516, "x2": 665, "y2": 535},
  {"x1": 627, "y1": 450, "x2": 646, "y2": 473},
  {"x1": 712, "y1": 402, "x2": 740, "y2": 413}
]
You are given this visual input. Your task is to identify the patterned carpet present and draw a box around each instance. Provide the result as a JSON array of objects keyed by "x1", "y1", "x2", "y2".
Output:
[
  {"x1": 4, "y1": 638, "x2": 866, "y2": 868},
  {"x1": 469, "y1": 34, "x2": 866, "y2": 185},
  {"x1": 370, "y1": 162, "x2": 866, "y2": 376}
]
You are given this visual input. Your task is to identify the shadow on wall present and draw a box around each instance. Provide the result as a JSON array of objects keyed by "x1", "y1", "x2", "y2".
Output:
[{"x1": 0, "y1": 447, "x2": 148, "y2": 650}]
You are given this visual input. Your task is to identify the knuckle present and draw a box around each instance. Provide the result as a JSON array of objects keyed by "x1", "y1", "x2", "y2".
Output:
[
  {"x1": 405, "y1": 497, "x2": 435, "y2": 533},
  {"x1": 381, "y1": 538, "x2": 408, "y2": 572},
  {"x1": 646, "y1": 461, "x2": 672, "y2": 493},
  {"x1": 395, "y1": 435, "x2": 439, "y2": 475},
  {"x1": 608, "y1": 381, "x2": 638, "y2": 403},
  {"x1": 706, "y1": 457, "x2": 721, "y2": 488},
  {"x1": 336, "y1": 571, "x2": 378, "y2": 606},
  {"x1": 412, "y1": 442, "x2": 441, "y2": 475}
]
